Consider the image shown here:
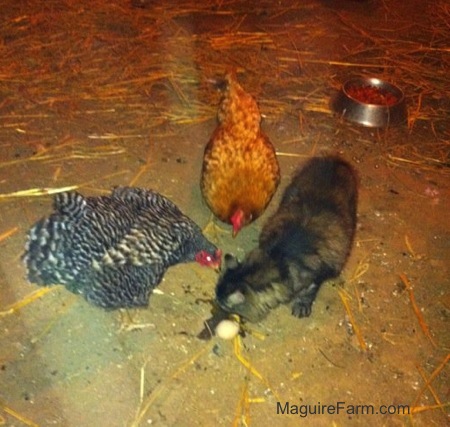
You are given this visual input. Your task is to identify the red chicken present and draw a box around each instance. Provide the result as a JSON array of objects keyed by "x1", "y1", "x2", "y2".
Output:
[{"x1": 200, "y1": 71, "x2": 280, "y2": 236}]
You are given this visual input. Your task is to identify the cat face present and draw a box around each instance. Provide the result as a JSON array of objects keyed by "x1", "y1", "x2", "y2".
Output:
[
  {"x1": 215, "y1": 254, "x2": 248, "y2": 311},
  {"x1": 214, "y1": 253, "x2": 286, "y2": 322}
]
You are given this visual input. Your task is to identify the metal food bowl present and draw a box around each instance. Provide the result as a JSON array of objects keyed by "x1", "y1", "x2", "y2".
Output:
[{"x1": 331, "y1": 77, "x2": 407, "y2": 128}]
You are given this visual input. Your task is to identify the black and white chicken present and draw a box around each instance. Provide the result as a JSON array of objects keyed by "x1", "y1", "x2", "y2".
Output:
[{"x1": 23, "y1": 186, "x2": 221, "y2": 309}]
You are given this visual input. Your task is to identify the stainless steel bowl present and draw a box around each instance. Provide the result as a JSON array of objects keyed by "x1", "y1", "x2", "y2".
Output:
[{"x1": 331, "y1": 77, "x2": 407, "y2": 128}]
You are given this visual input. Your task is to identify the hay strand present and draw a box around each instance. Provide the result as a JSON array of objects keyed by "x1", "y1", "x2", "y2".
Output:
[
  {"x1": 0, "y1": 400, "x2": 38, "y2": 427},
  {"x1": 338, "y1": 289, "x2": 367, "y2": 351},
  {"x1": 0, "y1": 287, "x2": 59, "y2": 317},
  {"x1": 414, "y1": 363, "x2": 447, "y2": 417},
  {"x1": 404, "y1": 235, "x2": 419, "y2": 260},
  {"x1": 232, "y1": 334, "x2": 279, "y2": 401},
  {"x1": 411, "y1": 353, "x2": 450, "y2": 411},
  {"x1": 0, "y1": 186, "x2": 79, "y2": 200},
  {"x1": 399, "y1": 273, "x2": 437, "y2": 348},
  {"x1": 132, "y1": 343, "x2": 213, "y2": 427},
  {"x1": 232, "y1": 382, "x2": 251, "y2": 427},
  {"x1": 0, "y1": 227, "x2": 19, "y2": 243}
]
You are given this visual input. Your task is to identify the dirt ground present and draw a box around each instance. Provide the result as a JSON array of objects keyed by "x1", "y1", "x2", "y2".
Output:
[{"x1": 0, "y1": 0, "x2": 448, "y2": 426}]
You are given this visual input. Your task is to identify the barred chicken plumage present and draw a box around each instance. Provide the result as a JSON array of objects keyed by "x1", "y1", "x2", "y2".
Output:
[
  {"x1": 200, "y1": 71, "x2": 280, "y2": 236},
  {"x1": 23, "y1": 187, "x2": 221, "y2": 309}
]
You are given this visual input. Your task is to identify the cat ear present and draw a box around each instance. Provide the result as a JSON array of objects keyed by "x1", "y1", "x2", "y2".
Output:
[
  {"x1": 224, "y1": 253, "x2": 239, "y2": 270},
  {"x1": 227, "y1": 290, "x2": 245, "y2": 306}
]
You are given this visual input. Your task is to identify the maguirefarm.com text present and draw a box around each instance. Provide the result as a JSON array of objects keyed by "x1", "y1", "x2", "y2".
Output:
[{"x1": 277, "y1": 401, "x2": 410, "y2": 418}]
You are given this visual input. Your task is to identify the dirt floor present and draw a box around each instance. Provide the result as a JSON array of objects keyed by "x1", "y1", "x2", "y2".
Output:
[{"x1": 0, "y1": 0, "x2": 449, "y2": 426}]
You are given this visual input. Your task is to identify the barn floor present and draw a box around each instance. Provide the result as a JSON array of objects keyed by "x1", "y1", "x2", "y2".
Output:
[{"x1": 0, "y1": 1, "x2": 449, "y2": 426}]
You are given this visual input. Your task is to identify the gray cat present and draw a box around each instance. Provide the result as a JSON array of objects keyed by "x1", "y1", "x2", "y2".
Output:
[{"x1": 215, "y1": 156, "x2": 358, "y2": 322}]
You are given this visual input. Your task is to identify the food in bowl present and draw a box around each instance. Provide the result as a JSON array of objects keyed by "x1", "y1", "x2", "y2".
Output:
[{"x1": 345, "y1": 84, "x2": 399, "y2": 106}]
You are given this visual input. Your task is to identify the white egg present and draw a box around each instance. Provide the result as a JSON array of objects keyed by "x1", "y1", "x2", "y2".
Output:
[{"x1": 215, "y1": 319, "x2": 240, "y2": 340}]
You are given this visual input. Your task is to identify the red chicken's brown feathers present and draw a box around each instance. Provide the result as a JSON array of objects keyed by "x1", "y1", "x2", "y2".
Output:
[{"x1": 201, "y1": 72, "x2": 280, "y2": 236}]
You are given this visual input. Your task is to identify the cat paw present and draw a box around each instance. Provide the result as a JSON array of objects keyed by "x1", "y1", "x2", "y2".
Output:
[{"x1": 291, "y1": 300, "x2": 313, "y2": 318}]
